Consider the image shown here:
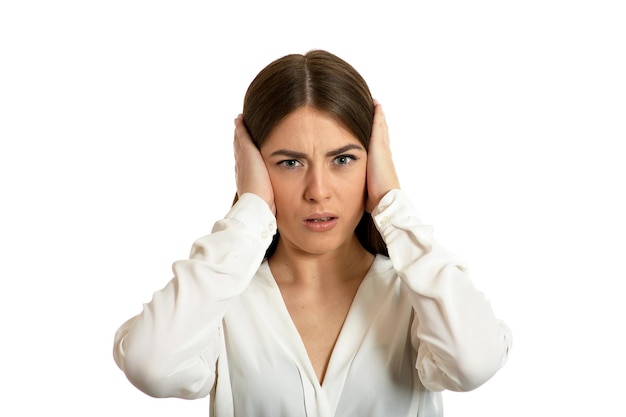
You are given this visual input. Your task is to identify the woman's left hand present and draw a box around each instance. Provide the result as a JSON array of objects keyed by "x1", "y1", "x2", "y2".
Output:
[{"x1": 365, "y1": 100, "x2": 400, "y2": 213}]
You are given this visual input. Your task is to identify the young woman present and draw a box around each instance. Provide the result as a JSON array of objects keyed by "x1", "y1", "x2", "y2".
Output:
[{"x1": 113, "y1": 50, "x2": 512, "y2": 417}]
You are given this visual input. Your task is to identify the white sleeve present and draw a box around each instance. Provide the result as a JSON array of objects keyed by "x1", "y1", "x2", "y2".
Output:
[
  {"x1": 112, "y1": 193, "x2": 276, "y2": 399},
  {"x1": 372, "y1": 189, "x2": 512, "y2": 392}
]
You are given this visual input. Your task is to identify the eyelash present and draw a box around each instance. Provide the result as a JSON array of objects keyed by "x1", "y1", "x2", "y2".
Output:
[
  {"x1": 277, "y1": 160, "x2": 302, "y2": 169},
  {"x1": 277, "y1": 155, "x2": 359, "y2": 169},
  {"x1": 333, "y1": 154, "x2": 358, "y2": 165}
]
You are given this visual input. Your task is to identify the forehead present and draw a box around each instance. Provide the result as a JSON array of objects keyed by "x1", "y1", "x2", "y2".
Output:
[{"x1": 261, "y1": 107, "x2": 362, "y2": 152}]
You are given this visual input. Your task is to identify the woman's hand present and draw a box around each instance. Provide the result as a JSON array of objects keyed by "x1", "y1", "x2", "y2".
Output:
[
  {"x1": 365, "y1": 101, "x2": 401, "y2": 213},
  {"x1": 233, "y1": 115, "x2": 276, "y2": 215}
]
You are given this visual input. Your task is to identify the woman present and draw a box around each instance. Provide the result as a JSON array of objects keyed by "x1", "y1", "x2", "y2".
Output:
[{"x1": 113, "y1": 50, "x2": 512, "y2": 416}]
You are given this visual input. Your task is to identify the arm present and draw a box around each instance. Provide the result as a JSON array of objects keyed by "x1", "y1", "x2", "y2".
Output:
[
  {"x1": 373, "y1": 189, "x2": 512, "y2": 392},
  {"x1": 113, "y1": 193, "x2": 276, "y2": 399},
  {"x1": 366, "y1": 101, "x2": 511, "y2": 391},
  {"x1": 113, "y1": 115, "x2": 276, "y2": 399}
]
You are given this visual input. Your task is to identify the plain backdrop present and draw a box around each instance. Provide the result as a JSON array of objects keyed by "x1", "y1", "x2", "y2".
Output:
[{"x1": 1, "y1": 1, "x2": 625, "y2": 416}]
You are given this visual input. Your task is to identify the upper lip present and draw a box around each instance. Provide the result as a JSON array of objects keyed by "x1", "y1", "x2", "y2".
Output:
[{"x1": 304, "y1": 212, "x2": 338, "y2": 221}]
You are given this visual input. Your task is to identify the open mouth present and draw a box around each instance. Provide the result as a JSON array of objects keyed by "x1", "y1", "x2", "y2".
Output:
[
  {"x1": 303, "y1": 215, "x2": 339, "y2": 232},
  {"x1": 307, "y1": 217, "x2": 335, "y2": 223}
]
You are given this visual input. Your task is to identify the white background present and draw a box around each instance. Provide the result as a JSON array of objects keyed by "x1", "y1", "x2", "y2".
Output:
[{"x1": 1, "y1": 1, "x2": 625, "y2": 416}]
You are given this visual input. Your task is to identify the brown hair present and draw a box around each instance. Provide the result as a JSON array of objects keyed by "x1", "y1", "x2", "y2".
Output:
[{"x1": 239, "y1": 49, "x2": 388, "y2": 257}]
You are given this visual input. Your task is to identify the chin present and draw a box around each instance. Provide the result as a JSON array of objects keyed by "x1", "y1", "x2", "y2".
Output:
[{"x1": 294, "y1": 236, "x2": 359, "y2": 257}]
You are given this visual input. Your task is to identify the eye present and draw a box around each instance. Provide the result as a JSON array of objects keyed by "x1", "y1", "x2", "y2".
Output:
[
  {"x1": 333, "y1": 155, "x2": 358, "y2": 165},
  {"x1": 278, "y1": 159, "x2": 302, "y2": 169}
]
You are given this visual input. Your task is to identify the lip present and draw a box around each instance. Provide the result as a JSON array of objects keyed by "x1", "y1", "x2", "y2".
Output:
[{"x1": 303, "y1": 212, "x2": 339, "y2": 232}]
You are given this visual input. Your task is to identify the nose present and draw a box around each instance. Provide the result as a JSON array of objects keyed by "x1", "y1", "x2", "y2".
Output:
[{"x1": 303, "y1": 165, "x2": 331, "y2": 203}]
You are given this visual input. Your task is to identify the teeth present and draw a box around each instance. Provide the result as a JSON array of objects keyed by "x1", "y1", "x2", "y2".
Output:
[{"x1": 312, "y1": 217, "x2": 332, "y2": 222}]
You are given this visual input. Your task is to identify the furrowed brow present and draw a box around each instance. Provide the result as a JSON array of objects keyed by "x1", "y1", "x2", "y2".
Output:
[
  {"x1": 269, "y1": 149, "x2": 308, "y2": 159},
  {"x1": 269, "y1": 144, "x2": 365, "y2": 159},
  {"x1": 325, "y1": 144, "x2": 365, "y2": 157}
]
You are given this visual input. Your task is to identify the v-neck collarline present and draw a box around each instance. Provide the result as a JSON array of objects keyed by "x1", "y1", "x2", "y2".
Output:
[{"x1": 254, "y1": 255, "x2": 395, "y2": 415}]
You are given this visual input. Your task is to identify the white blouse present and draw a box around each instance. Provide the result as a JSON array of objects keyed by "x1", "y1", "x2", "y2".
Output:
[{"x1": 113, "y1": 190, "x2": 512, "y2": 417}]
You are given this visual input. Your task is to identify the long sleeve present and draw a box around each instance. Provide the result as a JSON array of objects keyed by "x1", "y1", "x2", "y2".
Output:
[
  {"x1": 113, "y1": 193, "x2": 276, "y2": 399},
  {"x1": 372, "y1": 189, "x2": 512, "y2": 392}
]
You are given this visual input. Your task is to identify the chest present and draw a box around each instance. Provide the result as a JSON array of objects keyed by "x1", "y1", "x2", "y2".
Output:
[
  {"x1": 220, "y1": 272, "x2": 421, "y2": 417},
  {"x1": 281, "y1": 287, "x2": 358, "y2": 383}
]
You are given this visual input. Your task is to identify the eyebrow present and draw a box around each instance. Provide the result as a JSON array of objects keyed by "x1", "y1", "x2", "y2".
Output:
[{"x1": 270, "y1": 144, "x2": 365, "y2": 159}]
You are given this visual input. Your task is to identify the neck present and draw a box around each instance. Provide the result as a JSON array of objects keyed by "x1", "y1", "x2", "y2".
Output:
[{"x1": 268, "y1": 236, "x2": 375, "y2": 289}]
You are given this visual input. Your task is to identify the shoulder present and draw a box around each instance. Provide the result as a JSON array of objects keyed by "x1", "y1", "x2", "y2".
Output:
[
  {"x1": 240, "y1": 260, "x2": 279, "y2": 303},
  {"x1": 364, "y1": 254, "x2": 404, "y2": 298},
  {"x1": 369, "y1": 254, "x2": 395, "y2": 279}
]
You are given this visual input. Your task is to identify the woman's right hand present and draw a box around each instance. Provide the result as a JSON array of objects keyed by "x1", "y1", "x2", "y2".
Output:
[{"x1": 233, "y1": 115, "x2": 276, "y2": 215}]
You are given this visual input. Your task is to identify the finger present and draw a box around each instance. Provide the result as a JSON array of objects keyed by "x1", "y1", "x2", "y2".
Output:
[
  {"x1": 372, "y1": 101, "x2": 388, "y2": 134},
  {"x1": 233, "y1": 114, "x2": 243, "y2": 136},
  {"x1": 233, "y1": 115, "x2": 244, "y2": 142},
  {"x1": 233, "y1": 115, "x2": 251, "y2": 160},
  {"x1": 234, "y1": 116, "x2": 257, "y2": 150}
]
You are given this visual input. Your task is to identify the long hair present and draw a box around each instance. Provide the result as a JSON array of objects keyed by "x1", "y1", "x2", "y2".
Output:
[{"x1": 237, "y1": 49, "x2": 388, "y2": 257}]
